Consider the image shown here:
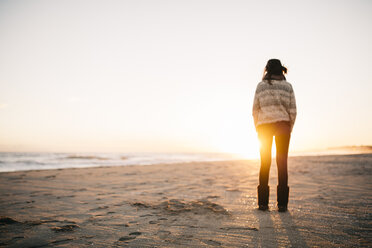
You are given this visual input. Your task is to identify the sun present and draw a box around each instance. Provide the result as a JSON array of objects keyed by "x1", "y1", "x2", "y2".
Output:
[{"x1": 212, "y1": 130, "x2": 260, "y2": 159}]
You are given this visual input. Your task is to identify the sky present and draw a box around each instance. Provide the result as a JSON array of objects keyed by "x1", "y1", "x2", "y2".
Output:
[{"x1": 0, "y1": 0, "x2": 371, "y2": 157}]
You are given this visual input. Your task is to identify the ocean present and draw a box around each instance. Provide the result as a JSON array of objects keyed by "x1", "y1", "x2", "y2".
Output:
[
  {"x1": 0, "y1": 152, "x2": 241, "y2": 172},
  {"x1": 1, "y1": 151, "x2": 371, "y2": 173}
]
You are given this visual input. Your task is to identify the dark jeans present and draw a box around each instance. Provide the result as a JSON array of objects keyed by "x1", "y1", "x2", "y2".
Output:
[{"x1": 257, "y1": 121, "x2": 291, "y2": 187}]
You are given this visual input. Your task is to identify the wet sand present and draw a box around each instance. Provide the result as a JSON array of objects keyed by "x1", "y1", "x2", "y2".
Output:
[{"x1": 0, "y1": 154, "x2": 371, "y2": 247}]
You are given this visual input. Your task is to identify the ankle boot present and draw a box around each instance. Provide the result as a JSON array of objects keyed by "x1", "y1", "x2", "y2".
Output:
[
  {"x1": 257, "y1": 185, "x2": 269, "y2": 210},
  {"x1": 277, "y1": 185, "x2": 289, "y2": 212}
]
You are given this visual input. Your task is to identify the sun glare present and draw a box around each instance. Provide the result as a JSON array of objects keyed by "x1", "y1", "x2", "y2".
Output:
[
  {"x1": 212, "y1": 131, "x2": 280, "y2": 160},
  {"x1": 212, "y1": 131, "x2": 260, "y2": 159}
]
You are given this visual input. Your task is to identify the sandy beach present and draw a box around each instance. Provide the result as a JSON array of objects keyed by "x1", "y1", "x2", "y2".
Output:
[{"x1": 0, "y1": 154, "x2": 371, "y2": 247}]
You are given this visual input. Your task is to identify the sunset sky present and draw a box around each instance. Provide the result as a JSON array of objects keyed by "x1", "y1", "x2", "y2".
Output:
[{"x1": 0, "y1": 0, "x2": 371, "y2": 157}]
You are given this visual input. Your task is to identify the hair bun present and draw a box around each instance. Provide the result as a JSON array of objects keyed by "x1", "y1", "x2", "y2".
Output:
[{"x1": 282, "y1": 66, "x2": 287, "y2": 74}]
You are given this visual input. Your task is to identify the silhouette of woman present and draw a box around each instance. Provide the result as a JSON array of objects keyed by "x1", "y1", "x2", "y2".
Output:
[{"x1": 252, "y1": 59, "x2": 297, "y2": 212}]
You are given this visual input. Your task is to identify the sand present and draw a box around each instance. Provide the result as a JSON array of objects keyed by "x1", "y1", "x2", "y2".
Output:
[{"x1": 0, "y1": 154, "x2": 371, "y2": 247}]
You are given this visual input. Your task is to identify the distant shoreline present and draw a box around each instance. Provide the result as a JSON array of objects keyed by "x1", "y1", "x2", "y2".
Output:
[{"x1": 0, "y1": 152, "x2": 371, "y2": 174}]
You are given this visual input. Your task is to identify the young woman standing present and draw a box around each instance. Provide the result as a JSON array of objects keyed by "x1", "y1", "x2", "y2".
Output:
[{"x1": 252, "y1": 59, "x2": 297, "y2": 212}]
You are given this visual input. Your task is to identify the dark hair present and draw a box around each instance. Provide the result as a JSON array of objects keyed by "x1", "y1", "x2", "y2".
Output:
[{"x1": 262, "y1": 59, "x2": 287, "y2": 85}]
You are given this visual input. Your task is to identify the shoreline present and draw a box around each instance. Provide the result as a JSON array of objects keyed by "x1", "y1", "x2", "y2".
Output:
[{"x1": 2, "y1": 151, "x2": 372, "y2": 174}]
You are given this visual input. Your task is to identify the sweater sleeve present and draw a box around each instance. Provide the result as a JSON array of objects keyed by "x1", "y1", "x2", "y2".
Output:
[
  {"x1": 289, "y1": 86, "x2": 297, "y2": 130},
  {"x1": 252, "y1": 87, "x2": 260, "y2": 128}
]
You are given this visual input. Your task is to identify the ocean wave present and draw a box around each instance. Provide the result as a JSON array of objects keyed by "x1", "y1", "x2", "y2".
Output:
[
  {"x1": 0, "y1": 152, "x2": 237, "y2": 172},
  {"x1": 15, "y1": 160, "x2": 45, "y2": 165},
  {"x1": 64, "y1": 155, "x2": 109, "y2": 160}
]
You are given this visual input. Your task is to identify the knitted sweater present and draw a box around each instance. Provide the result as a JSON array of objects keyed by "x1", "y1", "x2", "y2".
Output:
[{"x1": 252, "y1": 80, "x2": 297, "y2": 129}]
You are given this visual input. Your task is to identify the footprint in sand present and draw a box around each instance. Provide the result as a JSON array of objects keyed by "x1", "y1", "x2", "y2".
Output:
[
  {"x1": 139, "y1": 214, "x2": 153, "y2": 217},
  {"x1": 50, "y1": 238, "x2": 74, "y2": 245},
  {"x1": 226, "y1": 188, "x2": 241, "y2": 192},
  {"x1": 90, "y1": 206, "x2": 109, "y2": 211},
  {"x1": 202, "y1": 239, "x2": 222, "y2": 246},
  {"x1": 206, "y1": 195, "x2": 220, "y2": 199},
  {"x1": 11, "y1": 236, "x2": 24, "y2": 242},
  {"x1": 51, "y1": 224, "x2": 79, "y2": 232},
  {"x1": 0, "y1": 217, "x2": 20, "y2": 224},
  {"x1": 118, "y1": 236, "x2": 136, "y2": 241},
  {"x1": 118, "y1": 232, "x2": 142, "y2": 242}
]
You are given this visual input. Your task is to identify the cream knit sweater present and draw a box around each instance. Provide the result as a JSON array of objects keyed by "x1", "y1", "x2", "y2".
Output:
[{"x1": 252, "y1": 80, "x2": 297, "y2": 129}]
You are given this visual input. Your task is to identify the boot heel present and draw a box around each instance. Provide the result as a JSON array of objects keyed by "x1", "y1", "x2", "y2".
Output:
[
  {"x1": 257, "y1": 185, "x2": 269, "y2": 210},
  {"x1": 277, "y1": 185, "x2": 289, "y2": 212}
]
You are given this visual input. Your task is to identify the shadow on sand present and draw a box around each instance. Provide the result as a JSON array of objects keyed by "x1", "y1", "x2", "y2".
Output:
[{"x1": 253, "y1": 209, "x2": 308, "y2": 248}]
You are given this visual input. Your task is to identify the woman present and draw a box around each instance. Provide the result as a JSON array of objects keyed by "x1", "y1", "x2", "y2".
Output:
[{"x1": 252, "y1": 59, "x2": 297, "y2": 212}]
